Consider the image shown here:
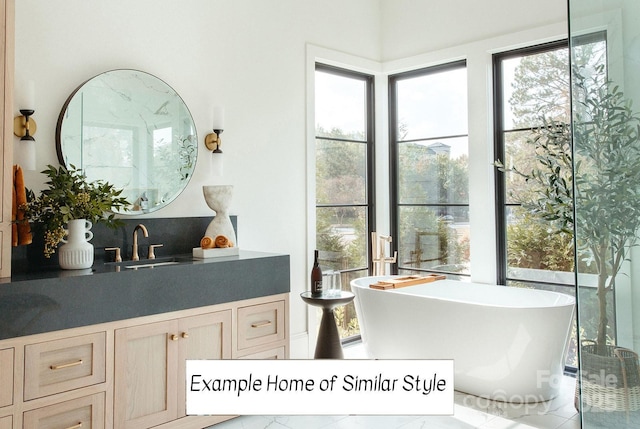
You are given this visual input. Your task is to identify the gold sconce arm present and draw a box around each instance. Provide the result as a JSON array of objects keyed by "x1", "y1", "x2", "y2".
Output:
[
  {"x1": 14, "y1": 109, "x2": 37, "y2": 140},
  {"x1": 204, "y1": 129, "x2": 223, "y2": 152}
]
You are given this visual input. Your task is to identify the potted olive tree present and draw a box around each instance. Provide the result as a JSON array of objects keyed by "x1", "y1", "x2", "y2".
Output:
[{"x1": 498, "y1": 66, "x2": 640, "y2": 416}]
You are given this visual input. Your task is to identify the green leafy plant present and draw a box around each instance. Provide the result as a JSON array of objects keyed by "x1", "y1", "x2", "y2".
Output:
[
  {"x1": 23, "y1": 164, "x2": 130, "y2": 258},
  {"x1": 497, "y1": 67, "x2": 640, "y2": 354},
  {"x1": 507, "y1": 209, "x2": 574, "y2": 272}
]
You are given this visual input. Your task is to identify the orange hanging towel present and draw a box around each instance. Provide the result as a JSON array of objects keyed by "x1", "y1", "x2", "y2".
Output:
[{"x1": 12, "y1": 164, "x2": 32, "y2": 246}]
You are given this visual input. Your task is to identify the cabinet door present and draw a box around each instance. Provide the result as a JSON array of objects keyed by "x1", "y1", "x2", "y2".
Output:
[
  {"x1": 0, "y1": 348, "x2": 13, "y2": 408},
  {"x1": 114, "y1": 320, "x2": 179, "y2": 429},
  {"x1": 177, "y1": 310, "x2": 231, "y2": 417}
]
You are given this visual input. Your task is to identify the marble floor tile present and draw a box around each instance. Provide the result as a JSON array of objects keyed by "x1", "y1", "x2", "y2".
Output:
[
  {"x1": 320, "y1": 415, "x2": 422, "y2": 429},
  {"x1": 272, "y1": 415, "x2": 350, "y2": 429}
]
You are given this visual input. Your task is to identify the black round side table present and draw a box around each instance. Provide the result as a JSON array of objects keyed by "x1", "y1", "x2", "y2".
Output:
[{"x1": 300, "y1": 290, "x2": 355, "y2": 359}]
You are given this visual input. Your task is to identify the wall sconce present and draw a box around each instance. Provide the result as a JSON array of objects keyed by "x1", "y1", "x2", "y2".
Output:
[
  {"x1": 204, "y1": 106, "x2": 225, "y2": 176},
  {"x1": 13, "y1": 81, "x2": 37, "y2": 170}
]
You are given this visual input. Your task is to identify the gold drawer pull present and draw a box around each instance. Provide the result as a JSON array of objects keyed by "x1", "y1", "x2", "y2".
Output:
[
  {"x1": 50, "y1": 359, "x2": 83, "y2": 370},
  {"x1": 170, "y1": 334, "x2": 179, "y2": 341},
  {"x1": 65, "y1": 423, "x2": 82, "y2": 429},
  {"x1": 251, "y1": 320, "x2": 272, "y2": 328},
  {"x1": 181, "y1": 332, "x2": 189, "y2": 339}
]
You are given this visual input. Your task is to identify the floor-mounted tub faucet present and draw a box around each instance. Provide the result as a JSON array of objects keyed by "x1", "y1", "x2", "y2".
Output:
[{"x1": 371, "y1": 232, "x2": 397, "y2": 276}]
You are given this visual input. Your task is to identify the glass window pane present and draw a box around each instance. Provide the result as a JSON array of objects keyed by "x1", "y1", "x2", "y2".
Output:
[
  {"x1": 316, "y1": 206, "x2": 367, "y2": 271},
  {"x1": 398, "y1": 136, "x2": 468, "y2": 204},
  {"x1": 316, "y1": 139, "x2": 366, "y2": 205},
  {"x1": 315, "y1": 71, "x2": 366, "y2": 140},
  {"x1": 335, "y1": 269, "x2": 367, "y2": 340},
  {"x1": 501, "y1": 50, "x2": 570, "y2": 130},
  {"x1": 396, "y1": 67, "x2": 467, "y2": 140},
  {"x1": 505, "y1": 206, "x2": 574, "y2": 283},
  {"x1": 502, "y1": 129, "x2": 541, "y2": 204},
  {"x1": 397, "y1": 206, "x2": 469, "y2": 274}
]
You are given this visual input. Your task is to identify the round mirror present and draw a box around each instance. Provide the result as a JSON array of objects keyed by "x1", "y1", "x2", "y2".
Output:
[{"x1": 56, "y1": 69, "x2": 197, "y2": 214}]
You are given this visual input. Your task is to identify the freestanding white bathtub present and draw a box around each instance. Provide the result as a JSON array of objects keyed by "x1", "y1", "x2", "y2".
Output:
[{"x1": 351, "y1": 276, "x2": 575, "y2": 402}]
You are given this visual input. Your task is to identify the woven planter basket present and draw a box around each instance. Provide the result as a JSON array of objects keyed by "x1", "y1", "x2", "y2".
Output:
[{"x1": 578, "y1": 341, "x2": 640, "y2": 413}]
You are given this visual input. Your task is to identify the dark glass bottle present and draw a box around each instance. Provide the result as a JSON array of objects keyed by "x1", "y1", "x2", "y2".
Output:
[{"x1": 311, "y1": 250, "x2": 323, "y2": 297}]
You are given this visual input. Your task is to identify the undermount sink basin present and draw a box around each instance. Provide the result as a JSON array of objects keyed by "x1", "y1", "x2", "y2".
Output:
[
  {"x1": 107, "y1": 256, "x2": 184, "y2": 269},
  {"x1": 124, "y1": 261, "x2": 180, "y2": 269}
]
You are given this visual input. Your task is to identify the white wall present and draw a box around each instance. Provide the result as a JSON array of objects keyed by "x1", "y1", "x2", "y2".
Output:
[
  {"x1": 15, "y1": 0, "x2": 382, "y2": 358},
  {"x1": 15, "y1": 0, "x2": 568, "y2": 358},
  {"x1": 380, "y1": 0, "x2": 566, "y2": 61}
]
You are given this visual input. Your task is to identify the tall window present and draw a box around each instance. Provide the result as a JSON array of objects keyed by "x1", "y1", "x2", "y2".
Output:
[
  {"x1": 389, "y1": 61, "x2": 470, "y2": 277},
  {"x1": 494, "y1": 40, "x2": 572, "y2": 289},
  {"x1": 314, "y1": 63, "x2": 375, "y2": 340},
  {"x1": 494, "y1": 35, "x2": 606, "y2": 368}
]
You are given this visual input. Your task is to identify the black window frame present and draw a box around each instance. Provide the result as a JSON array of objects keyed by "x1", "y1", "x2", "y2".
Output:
[
  {"x1": 389, "y1": 60, "x2": 469, "y2": 276},
  {"x1": 492, "y1": 39, "x2": 570, "y2": 287},
  {"x1": 314, "y1": 63, "x2": 376, "y2": 343}
]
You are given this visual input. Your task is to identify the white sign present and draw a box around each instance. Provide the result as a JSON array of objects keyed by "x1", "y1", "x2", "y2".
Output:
[{"x1": 186, "y1": 359, "x2": 454, "y2": 415}]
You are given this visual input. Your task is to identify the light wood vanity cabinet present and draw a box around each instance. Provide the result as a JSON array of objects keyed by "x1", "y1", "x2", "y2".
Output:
[
  {"x1": 0, "y1": 293, "x2": 288, "y2": 429},
  {"x1": 113, "y1": 310, "x2": 231, "y2": 429},
  {"x1": 113, "y1": 294, "x2": 288, "y2": 429}
]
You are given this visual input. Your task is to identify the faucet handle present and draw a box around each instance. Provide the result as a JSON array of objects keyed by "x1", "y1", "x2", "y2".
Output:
[
  {"x1": 148, "y1": 244, "x2": 163, "y2": 260},
  {"x1": 105, "y1": 247, "x2": 122, "y2": 263}
]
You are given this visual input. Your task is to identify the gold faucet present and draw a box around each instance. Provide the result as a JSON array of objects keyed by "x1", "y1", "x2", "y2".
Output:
[
  {"x1": 371, "y1": 232, "x2": 397, "y2": 276},
  {"x1": 132, "y1": 224, "x2": 149, "y2": 261}
]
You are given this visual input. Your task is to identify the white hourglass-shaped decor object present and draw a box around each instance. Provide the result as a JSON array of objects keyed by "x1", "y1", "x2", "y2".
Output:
[{"x1": 193, "y1": 185, "x2": 239, "y2": 258}]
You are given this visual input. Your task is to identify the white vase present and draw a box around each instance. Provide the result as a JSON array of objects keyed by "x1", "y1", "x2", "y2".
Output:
[
  {"x1": 203, "y1": 185, "x2": 237, "y2": 246},
  {"x1": 58, "y1": 219, "x2": 94, "y2": 270}
]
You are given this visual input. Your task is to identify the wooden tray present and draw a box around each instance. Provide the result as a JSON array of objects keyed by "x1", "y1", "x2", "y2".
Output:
[{"x1": 370, "y1": 274, "x2": 446, "y2": 290}]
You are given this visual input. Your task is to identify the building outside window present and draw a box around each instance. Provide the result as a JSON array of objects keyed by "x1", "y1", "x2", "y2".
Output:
[
  {"x1": 314, "y1": 63, "x2": 375, "y2": 340},
  {"x1": 389, "y1": 61, "x2": 470, "y2": 277}
]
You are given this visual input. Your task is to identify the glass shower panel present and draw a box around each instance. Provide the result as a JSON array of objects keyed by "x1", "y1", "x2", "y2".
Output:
[{"x1": 570, "y1": 1, "x2": 640, "y2": 427}]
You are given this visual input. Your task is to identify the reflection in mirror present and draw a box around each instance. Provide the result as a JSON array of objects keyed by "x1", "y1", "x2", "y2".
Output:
[{"x1": 56, "y1": 69, "x2": 197, "y2": 214}]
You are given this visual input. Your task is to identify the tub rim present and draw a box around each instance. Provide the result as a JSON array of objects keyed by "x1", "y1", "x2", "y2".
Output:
[{"x1": 350, "y1": 275, "x2": 576, "y2": 310}]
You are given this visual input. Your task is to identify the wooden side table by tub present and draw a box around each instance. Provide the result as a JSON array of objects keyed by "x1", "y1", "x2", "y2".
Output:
[{"x1": 300, "y1": 291, "x2": 355, "y2": 359}]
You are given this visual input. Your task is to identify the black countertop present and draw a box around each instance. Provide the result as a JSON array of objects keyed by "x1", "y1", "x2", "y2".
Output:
[{"x1": 0, "y1": 250, "x2": 290, "y2": 341}]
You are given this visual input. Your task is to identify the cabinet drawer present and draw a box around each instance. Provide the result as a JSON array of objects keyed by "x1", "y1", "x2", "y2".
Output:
[
  {"x1": 0, "y1": 348, "x2": 13, "y2": 408},
  {"x1": 239, "y1": 346, "x2": 286, "y2": 360},
  {"x1": 24, "y1": 332, "x2": 106, "y2": 401},
  {"x1": 23, "y1": 392, "x2": 104, "y2": 429},
  {"x1": 237, "y1": 300, "x2": 285, "y2": 350}
]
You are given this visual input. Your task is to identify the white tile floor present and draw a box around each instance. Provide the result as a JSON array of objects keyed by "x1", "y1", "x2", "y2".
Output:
[{"x1": 208, "y1": 342, "x2": 581, "y2": 429}]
